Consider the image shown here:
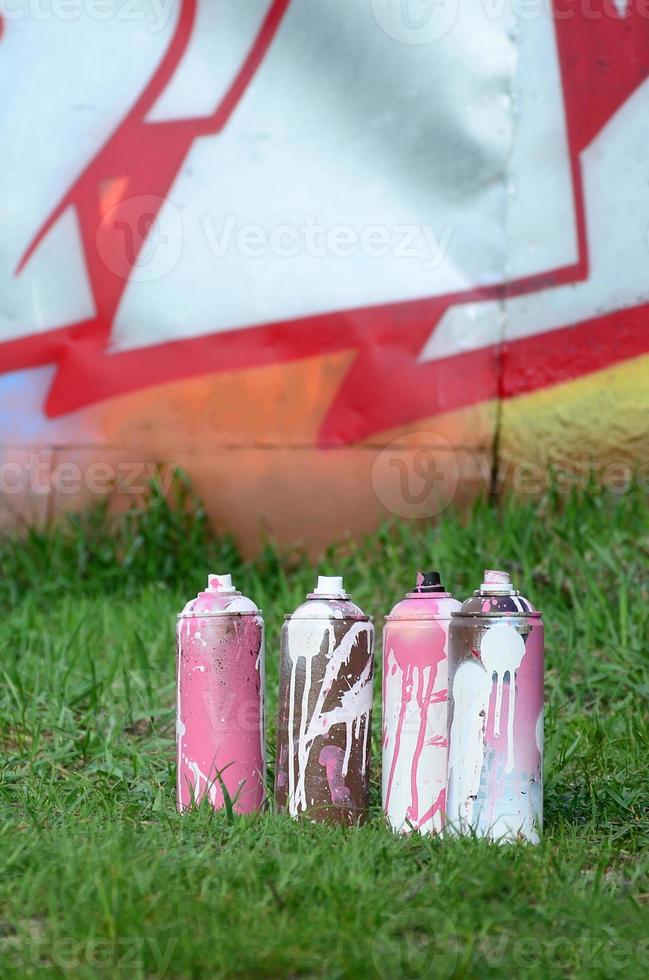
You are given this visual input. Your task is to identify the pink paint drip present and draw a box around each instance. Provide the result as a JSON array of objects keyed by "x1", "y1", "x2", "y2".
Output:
[
  {"x1": 319, "y1": 745, "x2": 353, "y2": 805},
  {"x1": 384, "y1": 619, "x2": 447, "y2": 820},
  {"x1": 413, "y1": 786, "x2": 446, "y2": 831},
  {"x1": 382, "y1": 588, "x2": 460, "y2": 833},
  {"x1": 512, "y1": 625, "x2": 544, "y2": 772},
  {"x1": 406, "y1": 649, "x2": 444, "y2": 824}
]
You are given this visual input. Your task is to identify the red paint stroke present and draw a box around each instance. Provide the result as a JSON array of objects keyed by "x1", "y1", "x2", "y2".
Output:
[
  {"x1": 1, "y1": 2, "x2": 648, "y2": 441},
  {"x1": 414, "y1": 786, "x2": 445, "y2": 833},
  {"x1": 3, "y1": 0, "x2": 292, "y2": 406}
]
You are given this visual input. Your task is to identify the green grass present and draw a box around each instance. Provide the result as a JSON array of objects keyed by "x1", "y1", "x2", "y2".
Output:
[{"x1": 1, "y1": 477, "x2": 648, "y2": 978}]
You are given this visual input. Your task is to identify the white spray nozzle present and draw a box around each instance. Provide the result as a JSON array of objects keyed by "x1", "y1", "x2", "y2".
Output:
[
  {"x1": 207, "y1": 573, "x2": 236, "y2": 593},
  {"x1": 481, "y1": 569, "x2": 513, "y2": 592},
  {"x1": 313, "y1": 575, "x2": 345, "y2": 596}
]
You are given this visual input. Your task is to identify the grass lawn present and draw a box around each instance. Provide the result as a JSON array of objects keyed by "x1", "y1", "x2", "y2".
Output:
[{"x1": 1, "y1": 477, "x2": 648, "y2": 978}]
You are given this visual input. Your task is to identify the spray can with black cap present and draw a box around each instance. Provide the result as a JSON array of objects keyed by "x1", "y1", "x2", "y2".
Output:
[{"x1": 382, "y1": 571, "x2": 461, "y2": 834}]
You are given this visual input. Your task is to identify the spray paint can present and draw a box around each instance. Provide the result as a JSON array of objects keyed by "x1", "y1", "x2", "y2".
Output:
[
  {"x1": 447, "y1": 569, "x2": 543, "y2": 843},
  {"x1": 382, "y1": 571, "x2": 461, "y2": 834},
  {"x1": 274, "y1": 575, "x2": 374, "y2": 825},
  {"x1": 176, "y1": 574, "x2": 265, "y2": 814}
]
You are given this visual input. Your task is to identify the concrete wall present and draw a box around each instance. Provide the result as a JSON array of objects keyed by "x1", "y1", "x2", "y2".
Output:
[{"x1": 2, "y1": 2, "x2": 648, "y2": 552}]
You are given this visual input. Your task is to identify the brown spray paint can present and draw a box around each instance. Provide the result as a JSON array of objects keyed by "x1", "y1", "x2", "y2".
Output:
[{"x1": 274, "y1": 576, "x2": 374, "y2": 825}]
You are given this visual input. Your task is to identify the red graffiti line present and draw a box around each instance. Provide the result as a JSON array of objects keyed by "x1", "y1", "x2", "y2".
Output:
[
  {"x1": 0, "y1": 2, "x2": 648, "y2": 442},
  {"x1": 2, "y1": 0, "x2": 292, "y2": 411}
]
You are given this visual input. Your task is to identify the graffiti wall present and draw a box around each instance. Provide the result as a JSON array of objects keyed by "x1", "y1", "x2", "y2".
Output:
[{"x1": 1, "y1": 1, "x2": 648, "y2": 551}]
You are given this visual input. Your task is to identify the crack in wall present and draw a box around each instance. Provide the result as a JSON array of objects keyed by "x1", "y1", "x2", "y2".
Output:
[{"x1": 490, "y1": 13, "x2": 522, "y2": 499}]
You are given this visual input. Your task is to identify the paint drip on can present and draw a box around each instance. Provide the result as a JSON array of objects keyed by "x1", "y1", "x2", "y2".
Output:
[
  {"x1": 176, "y1": 574, "x2": 265, "y2": 813},
  {"x1": 447, "y1": 569, "x2": 544, "y2": 843},
  {"x1": 382, "y1": 571, "x2": 461, "y2": 834},
  {"x1": 274, "y1": 575, "x2": 374, "y2": 825}
]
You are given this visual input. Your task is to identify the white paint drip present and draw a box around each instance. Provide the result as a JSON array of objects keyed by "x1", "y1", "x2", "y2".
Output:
[
  {"x1": 286, "y1": 619, "x2": 372, "y2": 817},
  {"x1": 535, "y1": 708, "x2": 544, "y2": 759},
  {"x1": 447, "y1": 659, "x2": 492, "y2": 831},
  {"x1": 342, "y1": 718, "x2": 352, "y2": 777},
  {"x1": 448, "y1": 621, "x2": 527, "y2": 835},
  {"x1": 362, "y1": 712, "x2": 370, "y2": 777},
  {"x1": 186, "y1": 756, "x2": 218, "y2": 808},
  {"x1": 287, "y1": 649, "x2": 298, "y2": 816},
  {"x1": 481, "y1": 623, "x2": 525, "y2": 774}
]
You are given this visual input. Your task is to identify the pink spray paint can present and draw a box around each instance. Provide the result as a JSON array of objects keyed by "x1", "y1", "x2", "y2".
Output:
[
  {"x1": 447, "y1": 569, "x2": 544, "y2": 843},
  {"x1": 382, "y1": 572, "x2": 461, "y2": 834},
  {"x1": 176, "y1": 574, "x2": 265, "y2": 813}
]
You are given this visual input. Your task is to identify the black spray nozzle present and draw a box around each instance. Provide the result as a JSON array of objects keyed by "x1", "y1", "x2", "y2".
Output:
[{"x1": 414, "y1": 571, "x2": 444, "y2": 593}]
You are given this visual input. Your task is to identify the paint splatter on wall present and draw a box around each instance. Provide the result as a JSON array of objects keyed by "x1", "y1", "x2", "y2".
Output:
[{"x1": 1, "y1": 2, "x2": 648, "y2": 548}]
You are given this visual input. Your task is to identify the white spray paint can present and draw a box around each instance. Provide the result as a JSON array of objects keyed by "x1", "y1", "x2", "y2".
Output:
[
  {"x1": 382, "y1": 571, "x2": 461, "y2": 834},
  {"x1": 274, "y1": 575, "x2": 374, "y2": 825},
  {"x1": 447, "y1": 570, "x2": 544, "y2": 843}
]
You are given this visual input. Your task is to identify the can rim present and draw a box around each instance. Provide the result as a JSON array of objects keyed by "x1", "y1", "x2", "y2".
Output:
[
  {"x1": 177, "y1": 610, "x2": 263, "y2": 620},
  {"x1": 451, "y1": 610, "x2": 543, "y2": 619},
  {"x1": 283, "y1": 614, "x2": 373, "y2": 623},
  {"x1": 384, "y1": 615, "x2": 455, "y2": 623}
]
